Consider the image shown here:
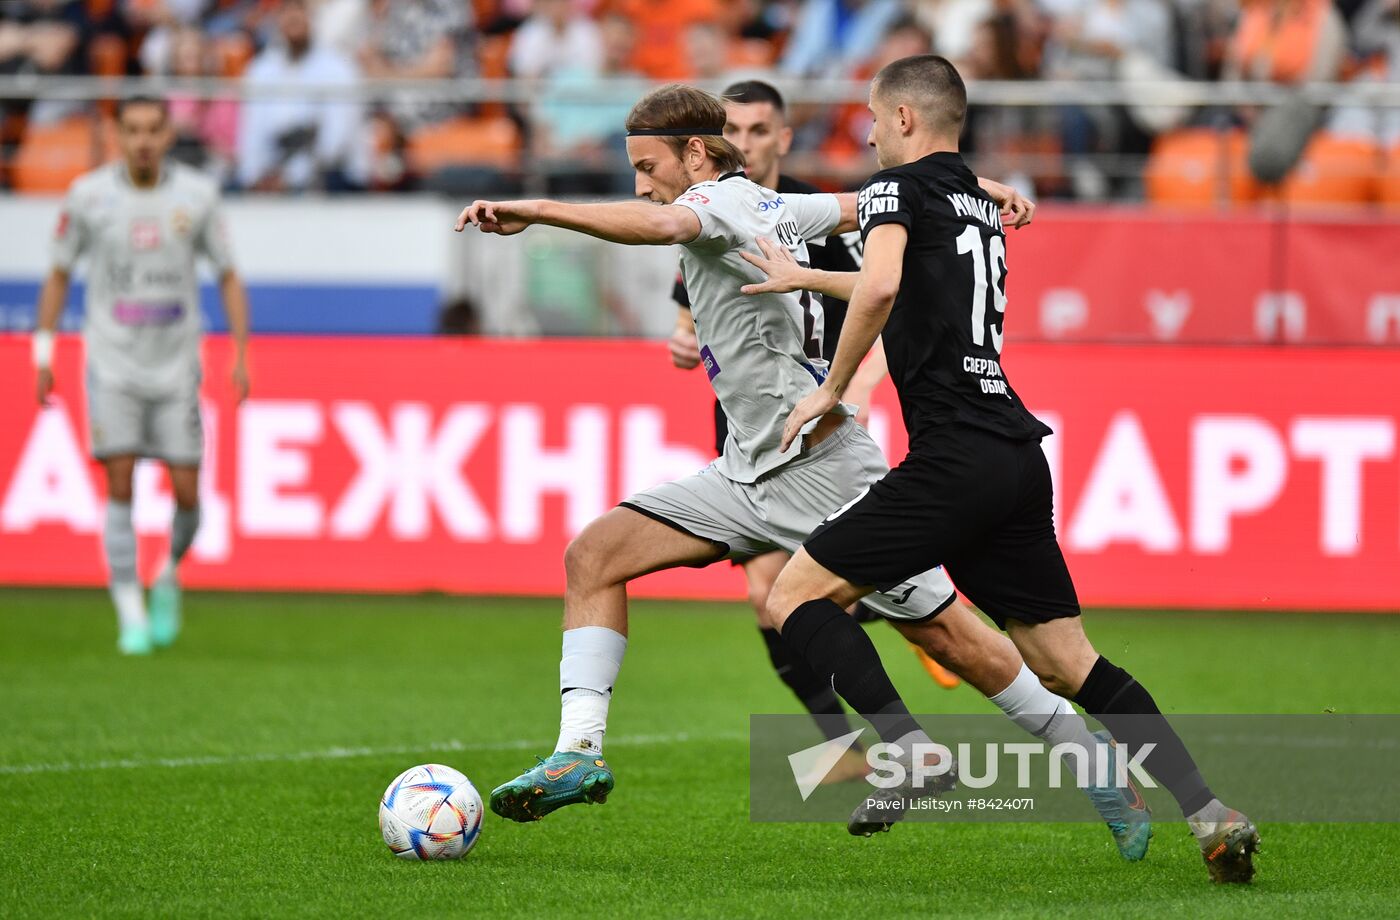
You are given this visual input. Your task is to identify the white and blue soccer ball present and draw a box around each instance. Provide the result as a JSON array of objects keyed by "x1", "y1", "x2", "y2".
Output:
[{"x1": 379, "y1": 763, "x2": 484, "y2": 860}]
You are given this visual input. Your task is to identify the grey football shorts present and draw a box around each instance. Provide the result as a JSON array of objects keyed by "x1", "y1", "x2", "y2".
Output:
[
  {"x1": 620, "y1": 420, "x2": 957, "y2": 621},
  {"x1": 86, "y1": 372, "x2": 204, "y2": 466}
]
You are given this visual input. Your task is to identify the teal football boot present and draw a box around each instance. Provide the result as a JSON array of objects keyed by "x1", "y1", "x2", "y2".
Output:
[
  {"x1": 490, "y1": 751, "x2": 614, "y2": 822},
  {"x1": 117, "y1": 622, "x2": 153, "y2": 656},
  {"x1": 1086, "y1": 730, "x2": 1152, "y2": 861},
  {"x1": 148, "y1": 570, "x2": 182, "y2": 648}
]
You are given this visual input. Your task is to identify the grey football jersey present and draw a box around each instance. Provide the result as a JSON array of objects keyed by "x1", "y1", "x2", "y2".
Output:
[
  {"x1": 52, "y1": 161, "x2": 233, "y2": 395},
  {"x1": 673, "y1": 173, "x2": 847, "y2": 483}
]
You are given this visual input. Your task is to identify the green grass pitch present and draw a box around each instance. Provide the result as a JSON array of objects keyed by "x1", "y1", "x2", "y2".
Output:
[{"x1": 2, "y1": 588, "x2": 1398, "y2": 918}]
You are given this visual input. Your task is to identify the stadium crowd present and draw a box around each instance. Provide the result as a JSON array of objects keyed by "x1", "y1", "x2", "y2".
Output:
[{"x1": 1, "y1": 0, "x2": 1398, "y2": 201}]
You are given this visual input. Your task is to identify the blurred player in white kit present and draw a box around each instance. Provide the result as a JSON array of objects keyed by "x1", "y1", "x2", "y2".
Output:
[{"x1": 31, "y1": 96, "x2": 251, "y2": 655}]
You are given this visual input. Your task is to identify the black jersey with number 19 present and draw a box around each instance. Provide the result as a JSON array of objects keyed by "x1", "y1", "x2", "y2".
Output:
[{"x1": 857, "y1": 152, "x2": 1051, "y2": 446}]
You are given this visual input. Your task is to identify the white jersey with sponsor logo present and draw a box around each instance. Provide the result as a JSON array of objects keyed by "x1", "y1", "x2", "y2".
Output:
[
  {"x1": 51, "y1": 161, "x2": 233, "y2": 395},
  {"x1": 672, "y1": 173, "x2": 846, "y2": 483}
]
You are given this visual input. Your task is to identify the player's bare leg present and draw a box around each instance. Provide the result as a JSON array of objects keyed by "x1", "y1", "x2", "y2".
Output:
[
  {"x1": 490, "y1": 508, "x2": 724, "y2": 822},
  {"x1": 1007, "y1": 616, "x2": 1259, "y2": 882},
  {"x1": 894, "y1": 603, "x2": 1013, "y2": 697},
  {"x1": 149, "y1": 464, "x2": 200, "y2": 648},
  {"x1": 101, "y1": 454, "x2": 149, "y2": 656}
]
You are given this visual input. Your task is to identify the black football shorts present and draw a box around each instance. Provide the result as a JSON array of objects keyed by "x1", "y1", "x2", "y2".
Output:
[{"x1": 803, "y1": 423, "x2": 1081, "y2": 630}]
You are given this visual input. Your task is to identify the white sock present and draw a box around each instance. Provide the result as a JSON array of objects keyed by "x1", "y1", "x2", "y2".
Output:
[
  {"x1": 556, "y1": 626, "x2": 627, "y2": 755},
  {"x1": 104, "y1": 501, "x2": 145, "y2": 631},
  {"x1": 110, "y1": 581, "x2": 147, "y2": 632},
  {"x1": 163, "y1": 504, "x2": 201, "y2": 580},
  {"x1": 989, "y1": 664, "x2": 1106, "y2": 785},
  {"x1": 104, "y1": 500, "x2": 138, "y2": 581}
]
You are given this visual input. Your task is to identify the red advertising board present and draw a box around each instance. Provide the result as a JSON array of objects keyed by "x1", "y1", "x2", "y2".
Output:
[
  {"x1": 1006, "y1": 209, "x2": 1400, "y2": 345},
  {"x1": 1, "y1": 335, "x2": 1398, "y2": 611}
]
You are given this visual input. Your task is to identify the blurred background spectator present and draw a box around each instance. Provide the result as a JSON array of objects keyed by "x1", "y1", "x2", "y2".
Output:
[
  {"x1": 313, "y1": 0, "x2": 369, "y2": 60},
  {"x1": 1330, "y1": 0, "x2": 1400, "y2": 144},
  {"x1": 533, "y1": 11, "x2": 647, "y2": 195},
  {"x1": 1223, "y1": 0, "x2": 1346, "y2": 83},
  {"x1": 781, "y1": 0, "x2": 907, "y2": 76},
  {"x1": 166, "y1": 25, "x2": 239, "y2": 183},
  {"x1": 238, "y1": 0, "x2": 367, "y2": 191},
  {"x1": 1045, "y1": 0, "x2": 1177, "y2": 197},
  {"x1": 1, "y1": 0, "x2": 88, "y2": 124},
  {"x1": 508, "y1": 0, "x2": 602, "y2": 79},
  {"x1": 357, "y1": 0, "x2": 473, "y2": 133},
  {"x1": 612, "y1": 0, "x2": 723, "y2": 79},
  {"x1": 816, "y1": 15, "x2": 934, "y2": 162}
]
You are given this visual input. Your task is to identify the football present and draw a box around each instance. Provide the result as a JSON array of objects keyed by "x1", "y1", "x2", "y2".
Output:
[{"x1": 378, "y1": 764, "x2": 484, "y2": 860}]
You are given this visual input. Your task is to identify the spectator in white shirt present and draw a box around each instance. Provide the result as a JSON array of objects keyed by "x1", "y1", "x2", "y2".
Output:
[
  {"x1": 509, "y1": 0, "x2": 603, "y2": 79},
  {"x1": 237, "y1": 0, "x2": 369, "y2": 191}
]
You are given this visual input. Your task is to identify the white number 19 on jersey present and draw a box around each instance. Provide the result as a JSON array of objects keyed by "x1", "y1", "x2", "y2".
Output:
[{"x1": 956, "y1": 225, "x2": 1007, "y2": 354}]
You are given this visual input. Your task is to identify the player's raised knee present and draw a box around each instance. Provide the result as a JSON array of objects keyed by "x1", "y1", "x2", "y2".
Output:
[{"x1": 562, "y1": 527, "x2": 609, "y2": 590}]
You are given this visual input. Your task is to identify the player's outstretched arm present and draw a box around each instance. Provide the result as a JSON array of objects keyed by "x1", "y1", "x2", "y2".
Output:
[
  {"x1": 832, "y1": 192, "x2": 858, "y2": 234},
  {"x1": 739, "y1": 238, "x2": 858, "y2": 301},
  {"x1": 977, "y1": 177, "x2": 1035, "y2": 229},
  {"x1": 780, "y1": 223, "x2": 907, "y2": 450},
  {"x1": 32, "y1": 267, "x2": 69, "y2": 406},
  {"x1": 456, "y1": 199, "x2": 701, "y2": 246},
  {"x1": 220, "y1": 270, "x2": 252, "y2": 403}
]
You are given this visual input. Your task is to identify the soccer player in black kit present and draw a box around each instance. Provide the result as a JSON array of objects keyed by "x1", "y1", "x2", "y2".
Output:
[{"x1": 750, "y1": 55, "x2": 1261, "y2": 885}]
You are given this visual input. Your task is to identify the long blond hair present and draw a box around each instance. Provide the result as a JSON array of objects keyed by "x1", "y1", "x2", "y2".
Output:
[{"x1": 625, "y1": 84, "x2": 746, "y2": 174}]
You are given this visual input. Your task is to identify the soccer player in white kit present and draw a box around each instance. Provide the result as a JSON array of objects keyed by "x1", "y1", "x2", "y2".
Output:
[
  {"x1": 456, "y1": 84, "x2": 1150, "y2": 858},
  {"x1": 31, "y1": 96, "x2": 251, "y2": 655}
]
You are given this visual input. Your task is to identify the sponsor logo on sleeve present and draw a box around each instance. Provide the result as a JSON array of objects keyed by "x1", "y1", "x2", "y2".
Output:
[{"x1": 857, "y1": 180, "x2": 901, "y2": 229}]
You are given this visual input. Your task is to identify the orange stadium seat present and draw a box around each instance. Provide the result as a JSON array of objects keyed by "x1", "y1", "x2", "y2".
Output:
[
  {"x1": 1145, "y1": 128, "x2": 1257, "y2": 208},
  {"x1": 9, "y1": 117, "x2": 100, "y2": 194},
  {"x1": 406, "y1": 116, "x2": 521, "y2": 176},
  {"x1": 1264, "y1": 133, "x2": 1381, "y2": 209}
]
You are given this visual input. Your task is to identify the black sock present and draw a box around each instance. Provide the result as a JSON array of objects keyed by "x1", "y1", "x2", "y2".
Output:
[
  {"x1": 780, "y1": 599, "x2": 920, "y2": 745},
  {"x1": 760, "y1": 627, "x2": 855, "y2": 742},
  {"x1": 1074, "y1": 656, "x2": 1215, "y2": 817}
]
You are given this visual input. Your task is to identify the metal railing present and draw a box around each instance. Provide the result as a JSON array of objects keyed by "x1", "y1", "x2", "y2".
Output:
[{"x1": 2, "y1": 74, "x2": 1399, "y2": 106}]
